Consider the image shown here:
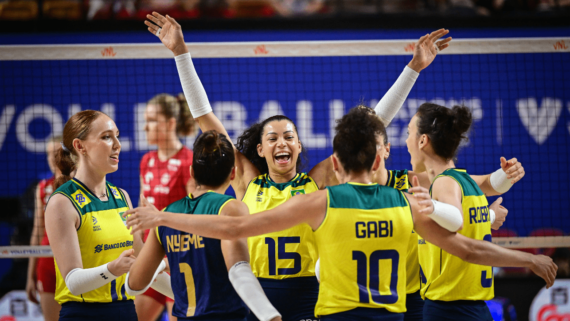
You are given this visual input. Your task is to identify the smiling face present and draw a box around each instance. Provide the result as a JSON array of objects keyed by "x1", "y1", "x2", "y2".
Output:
[
  {"x1": 74, "y1": 115, "x2": 121, "y2": 175},
  {"x1": 144, "y1": 104, "x2": 173, "y2": 146},
  {"x1": 406, "y1": 114, "x2": 427, "y2": 173},
  {"x1": 256, "y1": 120, "x2": 302, "y2": 175}
]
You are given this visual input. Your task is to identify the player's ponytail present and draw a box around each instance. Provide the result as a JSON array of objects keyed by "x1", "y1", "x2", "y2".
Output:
[
  {"x1": 147, "y1": 93, "x2": 197, "y2": 137},
  {"x1": 193, "y1": 130, "x2": 235, "y2": 187},
  {"x1": 333, "y1": 106, "x2": 386, "y2": 174},
  {"x1": 416, "y1": 103, "x2": 473, "y2": 161},
  {"x1": 54, "y1": 110, "x2": 104, "y2": 189},
  {"x1": 236, "y1": 115, "x2": 307, "y2": 174}
]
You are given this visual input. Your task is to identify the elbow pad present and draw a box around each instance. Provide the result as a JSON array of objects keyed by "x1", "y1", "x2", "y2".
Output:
[
  {"x1": 65, "y1": 263, "x2": 117, "y2": 296},
  {"x1": 229, "y1": 261, "x2": 281, "y2": 321},
  {"x1": 428, "y1": 200, "x2": 463, "y2": 232},
  {"x1": 125, "y1": 260, "x2": 166, "y2": 296},
  {"x1": 174, "y1": 53, "x2": 212, "y2": 119}
]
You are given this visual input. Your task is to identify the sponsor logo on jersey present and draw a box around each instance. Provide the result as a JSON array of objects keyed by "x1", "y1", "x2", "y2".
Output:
[
  {"x1": 94, "y1": 240, "x2": 133, "y2": 253},
  {"x1": 109, "y1": 186, "x2": 122, "y2": 200},
  {"x1": 418, "y1": 239, "x2": 426, "y2": 245},
  {"x1": 161, "y1": 173, "x2": 171, "y2": 185},
  {"x1": 290, "y1": 189, "x2": 305, "y2": 197},
  {"x1": 168, "y1": 158, "x2": 181, "y2": 172},
  {"x1": 148, "y1": 157, "x2": 155, "y2": 167},
  {"x1": 71, "y1": 190, "x2": 91, "y2": 208},
  {"x1": 256, "y1": 190, "x2": 263, "y2": 202}
]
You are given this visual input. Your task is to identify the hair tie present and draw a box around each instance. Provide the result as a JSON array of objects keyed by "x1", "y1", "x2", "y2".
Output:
[
  {"x1": 431, "y1": 118, "x2": 437, "y2": 128},
  {"x1": 60, "y1": 142, "x2": 70, "y2": 153}
]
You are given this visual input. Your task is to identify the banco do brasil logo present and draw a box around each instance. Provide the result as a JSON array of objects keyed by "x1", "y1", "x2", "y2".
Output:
[{"x1": 94, "y1": 244, "x2": 103, "y2": 253}]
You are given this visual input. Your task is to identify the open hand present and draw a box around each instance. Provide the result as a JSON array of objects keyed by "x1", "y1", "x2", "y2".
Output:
[
  {"x1": 123, "y1": 195, "x2": 162, "y2": 234},
  {"x1": 500, "y1": 156, "x2": 525, "y2": 184},
  {"x1": 408, "y1": 29, "x2": 452, "y2": 73},
  {"x1": 145, "y1": 12, "x2": 188, "y2": 56},
  {"x1": 530, "y1": 254, "x2": 558, "y2": 289}
]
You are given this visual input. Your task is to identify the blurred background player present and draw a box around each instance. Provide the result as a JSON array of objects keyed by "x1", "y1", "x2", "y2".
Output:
[
  {"x1": 138, "y1": 93, "x2": 197, "y2": 321},
  {"x1": 144, "y1": 11, "x2": 449, "y2": 320},
  {"x1": 45, "y1": 110, "x2": 141, "y2": 321},
  {"x1": 127, "y1": 130, "x2": 281, "y2": 321},
  {"x1": 26, "y1": 135, "x2": 63, "y2": 321}
]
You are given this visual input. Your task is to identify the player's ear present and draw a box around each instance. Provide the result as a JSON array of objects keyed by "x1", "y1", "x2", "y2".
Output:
[
  {"x1": 385, "y1": 142, "x2": 391, "y2": 160},
  {"x1": 168, "y1": 117, "x2": 176, "y2": 132},
  {"x1": 229, "y1": 167, "x2": 236, "y2": 181},
  {"x1": 371, "y1": 154, "x2": 381, "y2": 172},
  {"x1": 189, "y1": 165, "x2": 194, "y2": 178},
  {"x1": 419, "y1": 134, "x2": 429, "y2": 151},
  {"x1": 331, "y1": 154, "x2": 340, "y2": 172},
  {"x1": 72, "y1": 138, "x2": 85, "y2": 155},
  {"x1": 257, "y1": 143, "x2": 264, "y2": 158}
]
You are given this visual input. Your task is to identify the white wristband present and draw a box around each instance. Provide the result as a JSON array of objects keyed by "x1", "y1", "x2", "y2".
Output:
[
  {"x1": 490, "y1": 168, "x2": 513, "y2": 194},
  {"x1": 374, "y1": 65, "x2": 419, "y2": 126},
  {"x1": 64, "y1": 263, "x2": 118, "y2": 296},
  {"x1": 428, "y1": 200, "x2": 463, "y2": 232},
  {"x1": 175, "y1": 53, "x2": 213, "y2": 119},
  {"x1": 125, "y1": 260, "x2": 166, "y2": 296},
  {"x1": 229, "y1": 261, "x2": 281, "y2": 321},
  {"x1": 315, "y1": 258, "x2": 320, "y2": 283},
  {"x1": 150, "y1": 271, "x2": 174, "y2": 300},
  {"x1": 489, "y1": 209, "x2": 496, "y2": 224}
]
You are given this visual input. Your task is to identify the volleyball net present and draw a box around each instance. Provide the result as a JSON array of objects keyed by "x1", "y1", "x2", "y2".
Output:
[{"x1": 0, "y1": 37, "x2": 569, "y2": 262}]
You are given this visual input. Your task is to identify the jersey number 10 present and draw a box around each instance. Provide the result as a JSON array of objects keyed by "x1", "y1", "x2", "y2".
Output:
[{"x1": 353, "y1": 250, "x2": 399, "y2": 304}]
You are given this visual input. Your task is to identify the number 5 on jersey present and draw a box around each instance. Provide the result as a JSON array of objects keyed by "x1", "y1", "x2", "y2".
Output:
[{"x1": 265, "y1": 237, "x2": 302, "y2": 275}]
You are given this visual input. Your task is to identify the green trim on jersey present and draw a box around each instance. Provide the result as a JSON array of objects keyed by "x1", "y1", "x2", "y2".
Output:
[
  {"x1": 249, "y1": 173, "x2": 315, "y2": 191},
  {"x1": 386, "y1": 169, "x2": 411, "y2": 192},
  {"x1": 430, "y1": 168, "x2": 483, "y2": 197},
  {"x1": 327, "y1": 182, "x2": 409, "y2": 210}
]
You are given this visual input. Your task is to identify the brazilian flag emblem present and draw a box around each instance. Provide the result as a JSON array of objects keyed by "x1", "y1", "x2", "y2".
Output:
[{"x1": 290, "y1": 189, "x2": 306, "y2": 197}]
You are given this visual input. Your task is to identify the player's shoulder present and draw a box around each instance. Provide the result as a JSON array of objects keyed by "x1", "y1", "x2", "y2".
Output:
[{"x1": 219, "y1": 199, "x2": 248, "y2": 217}]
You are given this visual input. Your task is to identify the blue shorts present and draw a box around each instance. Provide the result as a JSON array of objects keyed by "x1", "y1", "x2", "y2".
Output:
[
  {"x1": 59, "y1": 300, "x2": 137, "y2": 321},
  {"x1": 246, "y1": 277, "x2": 319, "y2": 321},
  {"x1": 320, "y1": 307, "x2": 403, "y2": 321},
  {"x1": 404, "y1": 291, "x2": 424, "y2": 321},
  {"x1": 423, "y1": 299, "x2": 493, "y2": 321}
]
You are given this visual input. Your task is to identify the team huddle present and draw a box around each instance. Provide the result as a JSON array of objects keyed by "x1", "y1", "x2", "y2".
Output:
[{"x1": 41, "y1": 12, "x2": 558, "y2": 321}]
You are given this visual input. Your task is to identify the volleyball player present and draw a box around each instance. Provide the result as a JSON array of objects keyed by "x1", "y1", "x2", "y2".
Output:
[
  {"x1": 26, "y1": 136, "x2": 63, "y2": 321},
  {"x1": 127, "y1": 130, "x2": 281, "y2": 321},
  {"x1": 405, "y1": 103, "x2": 542, "y2": 321},
  {"x1": 44, "y1": 110, "x2": 146, "y2": 320},
  {"x1": 124, "y1": 107, "x2": 556, "y2": 320},
  {"x1": 144, "y1": 11, "x2": 450, "y2": 320},
  {"x1": 138, "y1": 93, "x2": 198, "y2": 321}
]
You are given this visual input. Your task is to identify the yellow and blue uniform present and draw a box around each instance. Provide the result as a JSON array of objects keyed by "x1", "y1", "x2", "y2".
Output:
[
  {"x1": 418, "y1": 169, "x2": 493, "y2": 321},
  {"x1": 242, "y1": 173, "x2": 319, "y2": 321},
  {"x1": 157, "y1": 191, "x2": 248, "y2": 321},
  {"x1": 386, "y1": 169, "x2": 423, "y2": 321},
  {"x1": 50, "y1": 178, "x2": 137, "y2": 321},
  {"x1": 315, "y1": 182, "x2": 413, "y2": 321}
]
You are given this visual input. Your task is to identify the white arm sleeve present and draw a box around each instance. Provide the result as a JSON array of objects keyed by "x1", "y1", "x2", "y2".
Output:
[
  {"x1": 150, "y1": 271, "x2": 174, "y2": 300},
  {"x1": 374, "y1": 66, "x2": 419, "y2": 126},
  {"x1": 489, "y1": 209, "x2": 496, "y2": 224},
  {"x1": 175, "y1": 53, "x2": 213, "y2": 118},
  {"x1": 125, "y1": 260, "x2": 166, "y2": 296},
  {"x1": 315, "y1": 258, "x2": 320, "y2": 283},
  {"x1": 229, "y1": 261, "x2": 281, "y2": 321},
  {"x1": 490, "y1": 168, "x2": 513, "y2": 194},
  {"x1": 428, "y1": 200, "x2": 464, "y2": 232},
  {"x1": 64, "y1": 263, "x2": 118, "y2": 296}
]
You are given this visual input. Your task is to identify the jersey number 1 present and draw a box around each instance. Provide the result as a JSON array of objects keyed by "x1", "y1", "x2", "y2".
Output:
[
  {"x1": 265, "y1": 237, "x2": 301, "y2": 275},
  {"x1": 179, "y1": 263, "x2": 197, "y2": 317},
  {"x1": 353, "y1": 250, "x2": 399, "y2": 304}
]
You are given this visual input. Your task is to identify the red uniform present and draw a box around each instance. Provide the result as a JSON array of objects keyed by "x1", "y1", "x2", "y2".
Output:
[
  {"x1": 36, "y1": 176, "x2": 56, "y2": 293},
  {"x1": 139, "y1": 146, "x2": 193, "y2": 304}
]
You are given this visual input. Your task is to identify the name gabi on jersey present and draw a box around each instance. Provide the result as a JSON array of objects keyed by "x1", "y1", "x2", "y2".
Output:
[
  {"x1": 94, "y1": 240, "x2": 133, "y2": 253},
  {"x1": 469, "y1": 206, "x2": 490, "y2": 224},
  {"x1": 166, "y1": 234, "x2": 205, "y2": 253},
  {"x1": 356, "y1": 220, "x2": 394, "y2": 239}
]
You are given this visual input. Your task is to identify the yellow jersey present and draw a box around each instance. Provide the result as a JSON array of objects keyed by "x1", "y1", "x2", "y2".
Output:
[
  {"x1": 314, "y1": 183, "x2": 413, "y2": 316},
  {"x1": 418, "y1": 169, "x2": 494, "y2": 301},
  {"x1": 50, "y1": 179, "x2": 135, "y2": 304},
  {"x1": 242, "y1": 173, "x2": 319, "y2": 279},
  {"x1": 386, "y1": 169, "x2": 420, "y2": 294}
]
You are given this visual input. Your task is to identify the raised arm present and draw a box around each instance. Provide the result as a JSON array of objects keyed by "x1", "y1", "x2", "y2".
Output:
[
  {"x1": 375, "y1": 29, "x2": 451, "y2": 126},
  {"x1": 145, "y1": 12, "x2": 259, "y2": 197},
  {"x1": 125, "y1": 190, "x2": 328, "y2": 240},
  {"x1": 470, "y1": 157, "x2": 524, "y2": 196}
]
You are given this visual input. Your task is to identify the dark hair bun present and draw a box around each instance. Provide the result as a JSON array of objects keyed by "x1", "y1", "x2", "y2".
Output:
[{"x1": 451, "y1": 105, "x2": 472, "y2": 136}]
